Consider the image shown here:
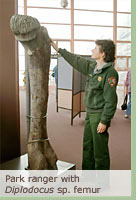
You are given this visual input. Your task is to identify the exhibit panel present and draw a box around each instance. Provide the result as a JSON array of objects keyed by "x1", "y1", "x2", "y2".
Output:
[
  {"x1": 58, "y1": 89, "x2": 72, "y2": 110},
  {"x1": 58, "y1": 57, "x2": 73, "y2": 90},
  {"x1": 81, "y1": 92, "x2": 86, "y2": 112},
  {"x1": 72, "y1": 69, "x2": 81, "y2": 121},
  {"x1": 73, "y1": 92, "x2": 81, "y2": 118},
  {"x1": 57, "y1": 56, "x2": 89, "y2": 125},
  {"x1": 73, "y1": 69, "x2": 81, "y2": 94},
  {"x1": 58, "y1": 57, "x2": 73, "y2": 111}
]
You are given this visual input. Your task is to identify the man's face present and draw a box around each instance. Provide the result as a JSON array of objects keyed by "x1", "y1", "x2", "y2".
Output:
[{"x1": 91, "y1": 44, "x2": 104, "y2": 61}]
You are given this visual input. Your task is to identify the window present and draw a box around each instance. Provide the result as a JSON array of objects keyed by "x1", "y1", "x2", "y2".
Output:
[
  {"x1": 117, "y1": 58, "x2": 128, "y2": 70},
  {"x1": 42, "y1": 24, "x2": 71, "y2": 39},
  {"x1": 117, "y1": 28, "x2": 131, "y2": 41},
  {"x1": 74, "y1": 26, "x2": 113, "y2": 40},
  {"x1": 74, "y1": 41, "x2": 95, "y2": 55},
  {"x1": 117, "y1": 13, "x2": 131, "y2": 27},
  {"x1": 117, "y1": 43, "x2": 131, "y2": 56},
  {"x1": 117, "y1": 0, "x2": 131, "y2": 12},
  {"x1": 74, "y1": 10, "x2": 113, "y2": 26},
  {"x1": 27, "y1": 0, "x2": 70, "y2": 8},
  {"x1": 27, "y1": 8, "x2": 70, "y2": 23},
  {"x1": 74, "y1": 0, "x2": 113, "y2": 11},
  {"x1": 58, "y1": 41, "x2": 71, "y2": 51}
]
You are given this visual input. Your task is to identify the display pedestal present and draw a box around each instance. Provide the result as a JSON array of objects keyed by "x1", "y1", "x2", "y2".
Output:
[{"x1": 0, "y1": 154, "x2": 76, "y2": 170}]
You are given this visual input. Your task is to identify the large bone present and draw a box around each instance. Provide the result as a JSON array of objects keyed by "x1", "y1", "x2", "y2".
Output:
[{"x1": 10, "y1": 14, "x2": 58, "y2": 170}]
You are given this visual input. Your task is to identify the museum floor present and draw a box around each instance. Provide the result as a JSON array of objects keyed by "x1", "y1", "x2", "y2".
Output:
[{"x1": 19, "y1": 85, "x2": 131, "y2": 170}]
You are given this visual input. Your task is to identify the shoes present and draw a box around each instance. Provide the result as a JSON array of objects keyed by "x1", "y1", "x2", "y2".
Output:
[{"x1": 124, "y1": 114, "x2": 128, "y2": 118}]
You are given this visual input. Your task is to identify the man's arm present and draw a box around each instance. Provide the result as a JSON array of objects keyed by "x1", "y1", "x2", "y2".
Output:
[
  {"x1": 100, "y1": 68, "x2": 118, "y2": 126},
  {"x1": 51, "y1": 39, "x2": 96, "y2": 75}
]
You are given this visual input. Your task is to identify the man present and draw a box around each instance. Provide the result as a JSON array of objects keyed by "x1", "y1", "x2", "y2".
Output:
[
  {"x1": 52, "y1": 65, "x2": 58, "y2": 101},
  {"x1": 51, "y1": 39, "x2": 118, "y2": 170},
  {"x1": 124, "y1": 69, "x2": 131, "y2": 118}
]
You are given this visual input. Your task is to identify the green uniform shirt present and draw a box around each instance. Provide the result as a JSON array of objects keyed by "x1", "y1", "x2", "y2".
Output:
[{"x1": 58, "y1": 48, "x2": 119, "y2": 126}]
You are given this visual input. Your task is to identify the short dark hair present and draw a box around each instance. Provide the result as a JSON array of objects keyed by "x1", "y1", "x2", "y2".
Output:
[{"x1": 95, "y1": 40, "x2": 116, "y2": 62}]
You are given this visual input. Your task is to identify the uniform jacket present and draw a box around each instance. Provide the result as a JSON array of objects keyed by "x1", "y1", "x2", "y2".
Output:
[{"x1": 58, "y1": 48, "x2": 119, "y2": 126}]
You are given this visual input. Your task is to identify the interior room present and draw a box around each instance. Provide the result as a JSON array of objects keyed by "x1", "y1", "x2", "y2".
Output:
[{"x1": 0, "y1": 0, "x2": 131, "y2": 170}]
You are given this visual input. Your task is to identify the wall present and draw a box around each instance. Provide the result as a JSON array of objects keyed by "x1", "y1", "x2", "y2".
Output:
[{"x1": 0, "y1": 0, "x2": 20, "y2": 162}]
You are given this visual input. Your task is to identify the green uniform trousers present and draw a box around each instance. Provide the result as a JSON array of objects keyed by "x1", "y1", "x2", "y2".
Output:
[{"x1": 82, "y1": 112, "x2": 110, "y2": 170}]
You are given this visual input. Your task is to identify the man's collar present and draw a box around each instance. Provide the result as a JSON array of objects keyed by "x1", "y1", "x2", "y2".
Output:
[
  {"x1": 94, "y1": 62, "x2": 114, "y2": 74},
  {"x1": 96, "y1": 62, "x2": 107, "y2": 69}
]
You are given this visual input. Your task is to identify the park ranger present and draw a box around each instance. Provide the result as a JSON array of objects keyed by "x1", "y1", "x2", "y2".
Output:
[{"x1": 51, "y1": 39, "x2": 118, "y2": 170}]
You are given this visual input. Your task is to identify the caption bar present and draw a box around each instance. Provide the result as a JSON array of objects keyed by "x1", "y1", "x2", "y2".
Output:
[{"x1": 0, "y1": 170, "x2": 131, "y2": 197}]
